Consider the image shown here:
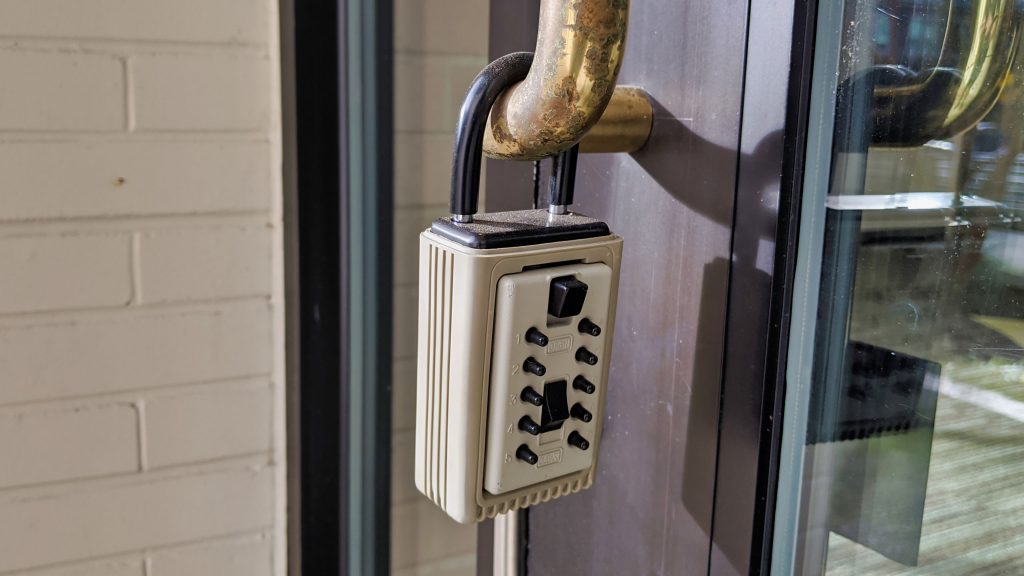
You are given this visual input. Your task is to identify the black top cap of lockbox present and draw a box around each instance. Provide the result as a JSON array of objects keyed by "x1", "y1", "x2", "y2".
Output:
[{"x1": 431, "y1": 209, "x2": 610, "y2": 250}]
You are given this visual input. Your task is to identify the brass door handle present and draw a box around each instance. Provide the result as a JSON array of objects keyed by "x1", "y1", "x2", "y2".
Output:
[
  {"x1": 481, "y1": 0, "x2": 652, "y2": 159},
  {"x1": 871, "y1": 0, "x2": 1023, "y2": 146}
]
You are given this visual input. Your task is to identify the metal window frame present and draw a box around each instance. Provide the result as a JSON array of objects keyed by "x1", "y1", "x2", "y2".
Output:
[
  {"x1": 285, "y1": 0, "x2": 393, "y2": 574},
  {"x1": 708, "y1": 0, "x2": 819, "y2": 574}
]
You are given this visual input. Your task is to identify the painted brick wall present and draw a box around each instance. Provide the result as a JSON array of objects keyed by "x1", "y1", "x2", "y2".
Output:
[
  {"x1": 0, "y1": 2, "x2": 286, "y2": 575},
  {"x1": 391, "y1": 0, "x2": 488, "y2": 574}
]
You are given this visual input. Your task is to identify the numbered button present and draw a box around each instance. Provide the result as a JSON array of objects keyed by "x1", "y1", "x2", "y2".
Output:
[
  {"x1": 516, "y1": 444, "x2": 539, "y2": 464},
  {"x1": 523, "y1": 357, "x2": 547, "y2": 376},
  {"x1": 525, "y1": 327, "x2": 549, "y2": 347},
  {"x1": 567, "y1": 431, "x2": 590, "y2": 450},
  {"x1": 575, "y1": 347, "x2": 598, "y2": 366},
  {"x1": 520, "y1": 387, "x2": 544, "y2": 406},
  {"x1": 578, "y1": 318, "x2": 602, "y2": 336},
  {"x1": 570, "y1": 403, "x2": 592, "y2": 423},
  {"x1": 519, "y1": 415, "x2": 541, "y2": 435},
  {"x1": 573, "y1": 375, "x2": 596, "y2": 394}
]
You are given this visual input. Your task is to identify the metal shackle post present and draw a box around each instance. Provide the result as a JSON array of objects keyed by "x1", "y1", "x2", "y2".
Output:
[
  {"x1": 449, "y1": 52, "x2": 534, "y2": 223},
  {"x1": 548, "y1": 144, "x2": 579, "y2": 215}
]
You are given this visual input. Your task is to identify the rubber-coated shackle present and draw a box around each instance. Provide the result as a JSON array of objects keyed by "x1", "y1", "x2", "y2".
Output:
[
  {"x1": 449, "y1": 52, "x2": 534, "y2": 223},
  {"x1": 450, "y1": 52, "x2": 582, "y2": 222}
]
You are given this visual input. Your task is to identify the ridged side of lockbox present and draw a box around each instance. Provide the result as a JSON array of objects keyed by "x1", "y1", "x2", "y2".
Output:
[
  {"x1": 421, "y1": 243, "x2": 455, "y2": 509},
  {"x1": 478, "y1": 476, "x2": 592, "y2": 521}
]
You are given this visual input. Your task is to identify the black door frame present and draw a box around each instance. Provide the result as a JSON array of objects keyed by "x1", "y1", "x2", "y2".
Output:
[
  {"x1": 708, "y1": 0, "x2": 818, "y2": 574},
  {"x1": 284, "y1": 0, "x2": 393, "y2": 574}
]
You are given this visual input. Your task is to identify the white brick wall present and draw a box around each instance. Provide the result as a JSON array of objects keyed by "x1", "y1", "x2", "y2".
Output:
[
  {"x1": 0, "y1": 466, "x2": 274, "y2": 573},
  {"x1": 0, "y1": 141, "x2": 272, "y2": 220},
  {"x1": 391, "y1": 1, "x2": 488, "y2": 573},
  {"x1": 0, "y1": 51, "x2": 125, "y2": 131},
  {"x1": 149, "y1": 535, "x2": 273, "y2": 576},
  {"x1": 145, "y1": 381, "x2": 273, "y2": 468},
  {"x1": 0, "y1": 304, "x2": 272, "y2": 405},
  {"x1": 133, "y1": 53, "x2": 271, "y2": 131},
  {"x1": 15, "y1": 557, "x2": 143, "y2": 576},
  {"x1": 0, "y1": 0, "x2": 270, "y2": 44},
  {"x1": 137, "y1": 226, "x2": 272, "y2": 303},
  {"x1": 0, "y1": 402, "x2": 139, "y2": 489},
  {"x1": 0, "y1": 1, "x2": 285, "y2": 575},
  {"x1": 0, "y1": 234, "x2": 132, "y2": 314}
]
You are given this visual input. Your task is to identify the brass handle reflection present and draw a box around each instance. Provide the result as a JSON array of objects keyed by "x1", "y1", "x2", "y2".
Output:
[
  {"x1": 872, "y1": 0, "x2": 1023, "y2": 147},
  {"x1": 481, "y1": 0, "x2": 652, "y2": 159}
]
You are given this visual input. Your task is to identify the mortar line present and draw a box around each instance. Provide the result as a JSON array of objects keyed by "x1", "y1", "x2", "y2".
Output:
[
  {"x1": 124, "y1": 55, "x2": 136, "y2": 132},
  {"x1": 130, "y1": 232, "x2": 142, "y2": 306},
  {"x1": 135, "y1": 399, "x2": 149, "y2": 472}
]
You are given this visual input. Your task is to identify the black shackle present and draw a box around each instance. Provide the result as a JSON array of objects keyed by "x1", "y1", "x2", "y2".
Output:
[{"x1": 450, "y1": 52, "x2": 580, "y2": 223}]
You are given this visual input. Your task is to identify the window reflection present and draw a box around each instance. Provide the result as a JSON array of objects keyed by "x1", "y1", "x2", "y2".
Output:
[{"x1": 790, "y1": 0, "x2": 1024, "y2": 574}]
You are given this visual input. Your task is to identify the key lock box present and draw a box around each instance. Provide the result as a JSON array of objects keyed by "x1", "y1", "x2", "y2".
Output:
[{"x1": 415, "y1": 52, "x2": 624, "y2": 524}]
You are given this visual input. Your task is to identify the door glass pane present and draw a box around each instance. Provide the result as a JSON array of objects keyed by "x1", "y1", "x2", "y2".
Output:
[
  {"x1": 776, "y1": 0, "x2": 1024, "y2": 573},
  {"x1": 388, "y1": 3, "x2": 487, "y2": 574}
]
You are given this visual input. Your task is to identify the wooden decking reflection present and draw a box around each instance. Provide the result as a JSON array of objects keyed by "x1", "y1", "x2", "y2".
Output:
[{"x1": 825, "y1": 363, "x2": 1024, "y2": 575}]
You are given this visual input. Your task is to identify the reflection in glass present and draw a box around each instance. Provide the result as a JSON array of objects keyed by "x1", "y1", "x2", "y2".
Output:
[{"x1": 784, "y1": 0, "x2": 1024, "y2": 574}]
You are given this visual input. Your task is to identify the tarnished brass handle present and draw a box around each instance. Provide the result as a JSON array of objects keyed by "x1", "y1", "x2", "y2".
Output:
[
  {"x1": 482, "y1": 0, "x2": 652, "y2": 159},
  {"x1": 872, "y1": 0, "x2": 1023, "y2": 147}
]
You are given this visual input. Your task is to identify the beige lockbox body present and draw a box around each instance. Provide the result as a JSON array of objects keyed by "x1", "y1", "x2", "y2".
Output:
[{"x1": 414, "y1": 229, "x2": 622, "y2": 524}]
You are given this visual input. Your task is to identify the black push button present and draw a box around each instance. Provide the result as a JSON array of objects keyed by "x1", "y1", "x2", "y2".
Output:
[
  {"x1": 516, "y1": 444, "x2": 539, "y2": 464},
  {"x1": 525, "y1": 327, "x2": 549, "y2": 347},
  {"x1": 570, "y1": 403, "x2": 592, "y2": 422},
  {"x1": 548, "y1": 275, "x2": 588, "y2": 318},
  {"x1": 567, "y1": 431, "x2": 590, "y2": 450},
  {"x1": 576, "y1": 347, "x2": 598, "y2": 365},
  {"x1": 520, "y1": 386, "x2": 544, "y2": 406},
  {"x1": 572, "y1": 375, "x2": 596, "y2": 394},
  {"x1": 519, "y1": 415, "x2": 541, "y2": 435},
  {"x1": 523, "y1": 356, "x2": 546, "y2": 376},
  {"x1": 540, "y1": 379, "x2": 570, "y2": 432},
  {"x1": 578, "y1": 318, "x2": 602, "y2": 336}
]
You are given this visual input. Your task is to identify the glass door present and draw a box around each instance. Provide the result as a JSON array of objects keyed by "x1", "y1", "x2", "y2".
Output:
[{"x1": 774, "y1": 0, "x2": 1024, "y2": 574}]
